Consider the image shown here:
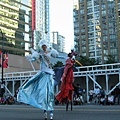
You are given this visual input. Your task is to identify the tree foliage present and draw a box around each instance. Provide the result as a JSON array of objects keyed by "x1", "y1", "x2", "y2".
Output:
[
  {"x1": 105, "y1": 55, "x2": 116, "y2": 64},
  {"x1": 53, "y1": 61, "x2": 64, "y2": 69},
  {"x1": 75, "y1": 56, "x2": 98, "y2": 66}
]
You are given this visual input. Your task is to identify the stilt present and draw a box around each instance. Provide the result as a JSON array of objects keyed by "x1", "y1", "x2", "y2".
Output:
[
  {"x1": 71, "y1": 100, "x2": 73, "y2": 111},
  {"x1": 71, "y1": 90, "x2": 73, "y2": 111},
  {"x1": 66, "y1": 100, "x2": 69, "y2": 111}
]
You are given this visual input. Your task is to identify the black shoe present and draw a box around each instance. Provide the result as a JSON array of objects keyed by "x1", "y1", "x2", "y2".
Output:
[
  {"x1": 45, "y1": 118, "x2": 47, "y2": 120},
  {"x1": 50, "y1": 119, "x2": 53, "y2": 120}
]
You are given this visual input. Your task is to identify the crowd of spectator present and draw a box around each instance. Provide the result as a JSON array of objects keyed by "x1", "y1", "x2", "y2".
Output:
[
  {"x1": 1, "y1": 82, "x2": 120, "y2": 106},
  {"x1": 73, "y1": 84, "x2": 85, "y2": 105},
  {"x1": 88, "y1": 85, "x2": 120, "y2": 105},
  {"x1": 0, "y1": 96, "x2": 15, "y2": 105},
  {"x1": 0, "y1": 83, "x2": 16, "y2": 105}
]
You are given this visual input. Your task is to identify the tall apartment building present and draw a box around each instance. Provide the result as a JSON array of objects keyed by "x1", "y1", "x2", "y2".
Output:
[
  {"x1": 117, "y1": 0, "x2": 120, "y2": 61},
  {"x1": 31, "y1": 0, "x2": 50, "y2": 50},
  {"x1": 0, "y1": 0, "x2": 32, "y2": 56},
  {"x1": 51, "y1": 31, "x2": 65, "y2": 53},
  {"x1": 73, "y1": 0, "x2": 120, "y2": 64}
]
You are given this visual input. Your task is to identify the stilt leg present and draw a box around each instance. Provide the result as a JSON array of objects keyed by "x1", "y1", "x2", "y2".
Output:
[
  {"x1": 71, "y1": 90, "x2": 73, "y2": 111},
  {"x1": 66, "y1": 100, "x2": 69, "y2": 111},
  {"x1": 71, "y1": 100, "x2": 73, "y2": 111},
  {"x1": 44, "y1": 110, "x2": 47, "y2": 120},
  {"x1": 50, "y1": 111, "x2": 53, "y2": 120}
]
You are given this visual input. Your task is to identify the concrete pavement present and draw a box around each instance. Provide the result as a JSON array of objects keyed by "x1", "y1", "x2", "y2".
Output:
[{"x1": 0, "y1": 104, "x2": 120, "y2": 120}]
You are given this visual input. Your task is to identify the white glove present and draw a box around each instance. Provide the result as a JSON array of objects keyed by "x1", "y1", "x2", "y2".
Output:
[
  {"x1": 50, "y1": 48, "x2": 59, "y2": 58},
  {"x1": 26, "y1": 54, "x2": 32, "y2": 61},
  {"x1": 72, "y1": 55, "x2": 75, "y2": 60},
  {"x1": 30, "y1": 48, "x2": 39, "y2": 59}
]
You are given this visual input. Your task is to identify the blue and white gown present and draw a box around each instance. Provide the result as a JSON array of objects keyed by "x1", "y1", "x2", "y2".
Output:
[{"x1": 17, "y1": 49, "x2": 58, "y2": 111}]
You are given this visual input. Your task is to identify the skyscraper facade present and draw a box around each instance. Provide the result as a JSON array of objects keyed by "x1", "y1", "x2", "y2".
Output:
[
  {"x1": 0, "y1": 0, "x2": 32, "y2": 56},
  {"x1": 31, "y1": 0, "x2": 50, "y2": 50},
  {"x1": 73, "y1": 0, "x2": 120, "y2": 64},
  {"x1": 52, "y1": 31, "x2": 65, "y2": 52}
]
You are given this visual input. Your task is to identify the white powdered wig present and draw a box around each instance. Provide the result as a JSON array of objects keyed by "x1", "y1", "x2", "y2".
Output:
[{"x1": 39, "y1": 39, "x2": 50, "y2": 50}]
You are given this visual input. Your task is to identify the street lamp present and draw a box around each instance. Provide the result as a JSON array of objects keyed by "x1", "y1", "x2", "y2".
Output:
[{"x1": 0, "y1": 29, "x2": 4, "y2": 84}]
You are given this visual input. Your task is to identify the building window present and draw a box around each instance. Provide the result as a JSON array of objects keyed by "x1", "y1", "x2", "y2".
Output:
[
  {"x1": 89, "y1": 39, "x2": 94, "y2": 44},
  {"x1": 80, "y1": 9, "x2": 84, "y2": 14},
  {"x1": 88, "y1": 26, "x2": 94, "y2": 32},
  {"x1": 82, "y1": 53, "x2": 86, "y2": 56},
  {"x1": 87, "y1": 14, "x2": 93, "y2": 19},
  {"x1": 90, "y1": 52, "x2": 95, "y2": 57},
  {"x1": 88, "y1": 32, "x2": 94, "y2": 38},
  {"x1": 110, "y1": 49, "x2": 117, "y2": 54},
  {"x1": 80, "y1": 0, "x2": 84, "y2": 3},
  {"x1": 87, "y1": 1, "x2": 92, "y2": 7},
  {"x1": 87, "y1": 8, "x2": 92, "y2": 13},
  {"x1": 94, "y1": 6, "x2": 100, "y2": 12}
]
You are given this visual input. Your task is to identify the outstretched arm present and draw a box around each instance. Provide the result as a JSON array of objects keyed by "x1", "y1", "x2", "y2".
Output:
[
  {"x1": 49, "y1": 47, "x2": 59, "y2": 58},
  {"x1": 26, "y1": 48, "x2": 40, "y2": 62}
]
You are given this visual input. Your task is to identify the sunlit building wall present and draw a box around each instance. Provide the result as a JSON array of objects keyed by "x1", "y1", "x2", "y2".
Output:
[
  {"x1": 73, "y1": 0, "x2": 120, "y2": 64},
  {"x1": 0, "y1": 0, "x2": 32, "y2": 56}
]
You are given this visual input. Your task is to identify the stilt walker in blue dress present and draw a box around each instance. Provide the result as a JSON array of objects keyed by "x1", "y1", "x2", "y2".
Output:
[{"x1": 17, "y1": 39, "x2": 58, "y2": 120}]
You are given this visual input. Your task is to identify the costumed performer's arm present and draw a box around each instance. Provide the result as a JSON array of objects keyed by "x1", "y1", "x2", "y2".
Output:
[
  {"x1": 49, "y1": 47, "x2": 59, "y2": 58},
  {"x1": 26, "y1": 48, "x2": 40, "y2": 62}
]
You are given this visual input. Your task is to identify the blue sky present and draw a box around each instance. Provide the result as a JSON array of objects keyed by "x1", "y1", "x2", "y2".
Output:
[{"x1": 50, "y1": 0, "x2": 74, "y2": 53}]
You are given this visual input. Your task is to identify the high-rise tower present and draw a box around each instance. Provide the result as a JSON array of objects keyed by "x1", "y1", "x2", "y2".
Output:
[
  {"x1": 73, "y1": 0, "x2": 120, "y2": 63},
  {"x1": 31, "y1": 0, "x2": 50, "y2": 50},
  {"x1": 0, "y1": 0, "x2": 32, "y2": 56}
]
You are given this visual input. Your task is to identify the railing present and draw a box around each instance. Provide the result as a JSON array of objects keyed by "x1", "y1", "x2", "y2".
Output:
[
  {"x1": 1, "y1": 63, "x2": 120, "y2": 80},
  {"x1": 74, "y1": 63, "x2": 120, "y2": 77},
  {"x1": 1, "y1": 62, "x2": 120, "y2": 101},
  {"x1": 1, "y1": 71, "x2": 39, "y2": 81}
]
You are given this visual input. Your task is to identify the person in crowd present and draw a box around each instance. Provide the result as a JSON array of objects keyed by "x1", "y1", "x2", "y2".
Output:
[
  {"x1": 5, "y1": 96, "x2": 15, "y2": 105},
  {"x1": 14, "y1": 89, "x2": 19, "y2": 102},
  {"x1": 100, "y1": 96, "x2": 106, "y2": 105},
  {"x1": 100, "y1": 87, "x2": 105, "y2": 98},
  {"x1": 99, "y1": 87, "x2": 106, "y2": 105},
  {"x1": 17, "y1": 39, "x2": 58, "y2": 120},
  {"x1": 106, "y1": 94, "x2": 114, "y2": 105},
  {"x1": 89, "y1": 88, "x2": 94, "y2": 103},
  {"x1": 77, "y1": 84, "x2": 84, "y2": 104},
  {"x1": 113, "y1": 86, "x2": 120, "y2": 105},
  {"x1": 93, "y1": 85, "x2": 100, "y2": 103},
  {"x1": 0, "y1": 82, "x2": 5, "y2": 104},
  {"x1": 73, "y1": 94, "x2": 82, "y2": 105},
  {"x1": 55, "y1": 52, "x2": 75, "y2": 110}
]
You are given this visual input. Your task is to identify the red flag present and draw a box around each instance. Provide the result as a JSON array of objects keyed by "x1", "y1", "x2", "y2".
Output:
[
  {"x1": 0, "y1": 51, "x2": 8, "y2": 68},
  {"x1": 0, "y1": 50, "x2": 2, "y2": 67}
]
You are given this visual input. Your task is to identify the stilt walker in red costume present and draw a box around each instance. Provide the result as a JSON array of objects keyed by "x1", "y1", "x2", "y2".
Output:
[{"x1": 55, "y1": 53, "x2": 75, "y2": 111}]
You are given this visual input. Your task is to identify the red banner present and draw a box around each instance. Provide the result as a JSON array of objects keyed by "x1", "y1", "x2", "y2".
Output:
[{"x1": 0, "y1": 51, "x2": 8, "y2": 68}]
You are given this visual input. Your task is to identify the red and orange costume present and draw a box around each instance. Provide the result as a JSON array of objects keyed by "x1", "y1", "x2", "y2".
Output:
[{"x1": 56, "y1": 57, "x2": 75, "y2": 103}]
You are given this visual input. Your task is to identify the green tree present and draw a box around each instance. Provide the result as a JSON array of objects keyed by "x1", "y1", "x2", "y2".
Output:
[
  {"x1": 53, "y1": 61, "x2": 64, "y2": 69},
  {"x1": 105, "y1": 55, "x2": 116, "y2": 64},
  {"x1": 75, "y1": 56, "x2": 98, "y2": 66}
]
